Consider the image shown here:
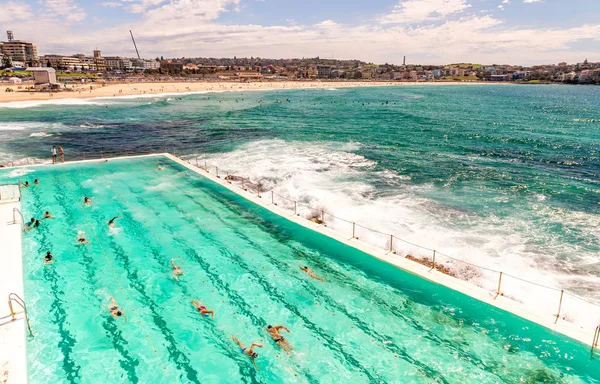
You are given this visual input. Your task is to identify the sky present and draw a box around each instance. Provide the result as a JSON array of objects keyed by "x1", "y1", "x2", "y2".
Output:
[{"x1": 1, "y1": 0, "x2": 599, "y2": 65}]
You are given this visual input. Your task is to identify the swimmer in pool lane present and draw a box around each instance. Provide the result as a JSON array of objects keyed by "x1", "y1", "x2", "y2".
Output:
[
  {"x1": 232, "y1": 336, "x2": 263, "y2": 369},
  {"x1": 84, "y1": 196, "x2": 92, "y2": 205},
  {"x1": 20, "y1": 181, "x2": 30, "y2": 188},
  {"x1": 192, "y1": 300, "x2": 214, "y2": 318},
  {"x1": 77, "y1": 231, "x2": 91, "y2": 245},
  {"x1": 24, "y1": 217, "x2": 36, "y2": 232},
  {"x1": 44, "y1": 211, "x2": 55, "y2": 219},
  {"x1": 267, "y1": 325, "x2": 293, "y2": 355},
  {"x1": 108, "y1": 215, "x2": 121, "y2": 228},
  {"x1": 44, "y1": 251, "x2": 54, "y2": 265},
  {"x1": 171, "y1": 259, "x2": 184, "y2": 281},
  {"x1": 108, "y1": 296, "x2": 125, "y2": 320},
  {"x1": 299, "y1": 265, "x2": 325, "y2": 282}
]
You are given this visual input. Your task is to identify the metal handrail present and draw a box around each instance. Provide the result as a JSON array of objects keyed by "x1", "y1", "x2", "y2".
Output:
[
  {"x1": 12, "y1": 207, "x2": 25, "y2": 231},
  {"x1": 592, "y1": 326, "x2": 600, "y2": 360},
  {"x1": 7, "y1": 293, "x2": 33, "y2": 336}
]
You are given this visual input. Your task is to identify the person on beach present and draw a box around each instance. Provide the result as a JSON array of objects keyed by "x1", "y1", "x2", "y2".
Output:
[
  {"x1": 192, "y1": 300, "x2": 214, "y2": 318},
  {"x1": 19, "y1": 181, "x2": 30, "y2": 188},
  {"x1": 34, "y1": 179, "x2": 39, "y2": 185},
  {"x1": 84, "y1": 196, "x2": 92, "y2": 205},
  {"x1": 171, "y1": 259, "x2": 184, "y2": 281},
  {"x1": 299, "y1": 265, "x2": 325, "y2": 282},
  {"x1": 44, "y1": 211, "x2": 55, "y2": 219},
  {"x1": 108, "y1": 216, "x2": 121, "y2": 228},
  {"x1": 51, "y1": 146, "x2": 57, "y2": 164},
  {"x1": 77, "y1": 231, "x2": 90, "y2": 245},
  {"x1": 232, "y1": 336, "x2": 263, "y2": 369},
  {"x1": 44, "y1": 251, "x2": 54, "y2": 265},
  {"x1": 58, "y1": 146, "x2": 64, "y2": 163},
  {"x1": 108, "y1": 296, "x2": 125, "y2": 320},
  {"x1": 267, "y1": 325, "x2": 293, "y2": 355}
]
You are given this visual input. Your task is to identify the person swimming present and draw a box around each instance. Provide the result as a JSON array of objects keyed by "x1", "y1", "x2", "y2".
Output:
[
  {"x1": 171, "y1": 259, "x2": 184, "y2": 281},
  {"x1": 34, "y1": 179, "x2": 39, "y2": 185},
  {"x1": 84, "y1": 196, "x2": 92, "y2": 205},
  {"x1": 44, "y1": 251, "x2": 54, "y2": 265},
  {"x1": 108, "y1": 215, "x2": 121, "y2": 228},
  {"x1": 299, "y1": 265, "x2": 325, "y2": 282},
  {"x1": 192, "y1": 300, "x2": 214, "y2": 318},
  {"x1": 77, "y1": 231, "x2": 90, "y2": 245},
  {"x1": 232, "y1": 336, "x2": 263, "y2": 369},
  {"x1": 108, "y1": 296, "x2": 125, "y2": 320},
  {"x1": 24, "y1": 217, "x2": 36, "y2": 231},
  {"x1": 20, "y1": 181, "x2": 30, "y2": 188},
  {"x1": 44, "y1": 211, "x2": 55, "y2": 219},
  {"x1": 33, "y1": 219, "x2": 41, "y2": 229},
  {"x1": 267, "y1": 325, "x2": 293, "y2": 355}
]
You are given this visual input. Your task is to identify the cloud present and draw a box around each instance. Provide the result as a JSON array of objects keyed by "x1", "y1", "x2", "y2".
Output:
[
  {"x1": 0, "y1": 1, "x2": 33, "y2": 23},
  {"x1": 523, "y1": 0, "x2": 542, "y2": 2},
  {"x1": 141, "y1": 0, "x2": 240, "y2": 24},
  {"x1": 129, "y1": 0, "x2": 166, "y2": 13},
  {"x1": 380, "y1": 0, "x2": 471, "y2": 24},
  {"x1": 102, "y1": 2, "x2": 123, "y2": 7},
  {"x1": 43, "y1": 0, "x2": 87, "y2": 21}
]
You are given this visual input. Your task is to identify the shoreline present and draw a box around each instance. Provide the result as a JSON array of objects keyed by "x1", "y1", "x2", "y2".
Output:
[{"x1": 0, "y1": 80, "x2": 491, "y2": 104}]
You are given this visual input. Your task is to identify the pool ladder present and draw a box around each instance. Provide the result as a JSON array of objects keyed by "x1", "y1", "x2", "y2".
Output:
[
  {"x1": 592, "y1": 325, "x2": 600, "y2": 360},
  {"x1": 12, "y1": 207, "x2": 25, "y2": 232},
  {"x1": 1, "y1": 293, "x2": 33, "y2": 337}
]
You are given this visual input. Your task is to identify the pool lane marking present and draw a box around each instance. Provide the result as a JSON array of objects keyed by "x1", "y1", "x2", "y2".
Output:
[
  {"x1": 60, "y1": 175, "x2": 176, "y2": 380},
  {"x1": 147, "y1": 163, "x2": 422, "y2": 379},
  {"x1": 51, "y1": 173, "x2": 142, "y2": 383},
  {"x1": 23, "y1": 182, "x2": 83, "y2": 383},
  {"x1": 94, "y1": 161, "x2": 308, "y2": 383},
  {"x1": 137, "y1": 162, "x2": 382, "y2": 382}
]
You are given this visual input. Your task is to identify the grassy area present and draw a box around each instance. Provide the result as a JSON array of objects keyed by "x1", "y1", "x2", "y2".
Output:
[
  {"x1": 443, "y1": 75, "x2": 479, "y2": 81},
  {"x1": 57, "y1": 72, "x2": 100, "y2": 77}
]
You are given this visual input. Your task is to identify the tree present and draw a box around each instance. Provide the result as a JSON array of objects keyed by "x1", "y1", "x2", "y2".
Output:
[
  {"x1": 353, "y1": 71, "x2": 362, "y2": 79},
  {"x1": 1, "y1": 55, "x2": 12, "y2": 69},
  {"x1": 47, "y1": 60, "x2": 52, "y2": 68}
]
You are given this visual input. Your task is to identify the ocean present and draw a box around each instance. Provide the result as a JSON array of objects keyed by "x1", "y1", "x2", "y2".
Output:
[{"x1": 1, "y1": 84, "x2": 599, "y2": 326}]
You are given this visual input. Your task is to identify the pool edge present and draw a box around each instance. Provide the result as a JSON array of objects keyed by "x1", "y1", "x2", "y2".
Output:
[{"x1": 164, "y1": 153, "x2": 596, "y2": 349}]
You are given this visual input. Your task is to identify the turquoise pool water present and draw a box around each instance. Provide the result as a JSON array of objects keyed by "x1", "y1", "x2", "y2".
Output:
[{"x1": 1, "y1": 156, "x2": 599, "y2": 383}]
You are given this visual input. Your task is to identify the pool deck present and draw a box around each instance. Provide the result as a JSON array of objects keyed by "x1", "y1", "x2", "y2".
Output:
[
  {"x1": 0, "y1": 197, "x2": 26, "y2": 384},
  {"x1": 0, "y1": 153, "x2": 596, "y2": 383}
]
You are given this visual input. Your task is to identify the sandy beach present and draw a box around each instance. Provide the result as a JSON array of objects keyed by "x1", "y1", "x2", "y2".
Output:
[{"x1": 0, "y1": 80, "x2": 483, "y2": 104}]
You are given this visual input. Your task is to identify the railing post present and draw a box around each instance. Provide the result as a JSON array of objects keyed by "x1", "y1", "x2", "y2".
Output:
[
  {"x1": 242, "y1": 178, "x2": 245, "y2": 190},
  {"x1": 204, "y1": 161, "x2": 207, "y2": 171},
  {"x1": 321, "y1": 210, "x2": 324, "y2": 224},
  {"x1": 294, "y1": 201, "x2": 297, "y2": 215},
  {"x1": 257, "y1": 186, "x2": 261, "y2": 198},
  {"x1": 389, "y1": 235, "x2": 393, "y2": 253},
  {"x1": 101, "y1": 151, "x2": 104, "y2": 159},
  {"x1": 271, "y1": 191, "x2": 274, "y2": 204},
  {"x1": 432, "y1": 250, "x2": 436, "y2": 270},
  {"x1": 555, "y1": 290, "x2": 564, "y2": 324},
  {"x1": 352, "y1": 222, "x2": 355, "y2": 238},
  {"x1": 496, "y1": 272, "x2": 503, "y2": 296},
  {"x1": 195, "y1": 157, "x2": 199, "y2": 167},
  {"x1": 216, "y1": 166, "x2": 219, "y2": 178}
]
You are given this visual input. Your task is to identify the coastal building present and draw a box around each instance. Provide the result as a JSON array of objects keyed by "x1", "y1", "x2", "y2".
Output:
[
  {"x1": 0, "y1": 32, "x2": 39, "y2": 67},
  {"x1": 317, "y1": 65, "x2": 331, "y2": 78},
  {"x1": 160, "y1": 61, "x2": 183, "y2": 73}
]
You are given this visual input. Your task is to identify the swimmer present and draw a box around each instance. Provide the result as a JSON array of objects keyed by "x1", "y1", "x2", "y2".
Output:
[
  {"x1": 192, "y1": 300, "x2": 214, "y2": 318},
  {"x1": 108, "y1": 296, "x2": 126, "y2": 320},
  {"x1": 171, "y1": 259, "x2": 184, "y2": 281},
  {"x1": 157, "y1": 165, "x2": 164, "y2": 171},
  {"x1": 44, "y1": 211, "x2": 55, "y2": 219},
  {"x1": 232, "y1": 336, "x2": 263, "y2": 369},
  {"x1": 299, "y1": 265, "x2": 325, "y2": 282},
  {"x1": 33, "y1": 219, "x2": 41, "y2": 229},
  {"x1": 108, "y1": 215, "x2": 121, "y2": 228},
  {"x1": 34, "y1": 179, "x2": 40, "y2": 185},
  {"x1": 267, "y1": 325, "x2": 293, "y2": 355},
  {"x1": 84, "y1": 196, "x2": 92, "y2": 205},
  {"x1": 44, "y1": 251, "x2": 54, "y2": 264},
  {"x1": 24, "y1": 217, "x2": 36, "y2": 232},
  {"x1": 77, "y1": 231, "x2": 91, "y2": 245},
  {"x1": 20, "y1": 181, "x2": 30, "y2": 188}
]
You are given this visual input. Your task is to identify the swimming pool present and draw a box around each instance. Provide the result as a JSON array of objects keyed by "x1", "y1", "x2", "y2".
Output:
[{"x1": 1, "y1": 155, "x2": 598, "y2": 383}]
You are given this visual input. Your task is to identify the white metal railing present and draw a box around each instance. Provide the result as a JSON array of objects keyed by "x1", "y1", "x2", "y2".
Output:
[
  {"x1": 592, "y1": 326, "x2": 600, "y2": 360},
  {"x1": 0, "y1": 183, "x2": 20, "y2": 201}
]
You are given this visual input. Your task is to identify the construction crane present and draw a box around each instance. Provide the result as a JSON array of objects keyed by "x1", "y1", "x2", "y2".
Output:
[{"x1": 129, "y1": 30, "x2": 141, "y2": 59}]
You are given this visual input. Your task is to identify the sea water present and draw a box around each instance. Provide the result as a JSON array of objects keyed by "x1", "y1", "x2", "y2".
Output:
[
  {"x1": 1, "y1": 156, "x2": 599, "y2": 383},
  {"x1": 1, "y1": 84, "x2": 599, "y2": 328}
]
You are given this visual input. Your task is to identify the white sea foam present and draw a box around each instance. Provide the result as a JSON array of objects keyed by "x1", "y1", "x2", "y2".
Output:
[
  {"x1": 29, "y1": 132, "x2": 52, "y2": 137},
  {"x1": 6, "y1": 168, "x2": 35, "y2": 178},
  {"x1": 0, "y1": 98, "x2": 110, "y2": 109},
  {"x1": 191, "y1": 139, "x2": 600, "y2": 329}
]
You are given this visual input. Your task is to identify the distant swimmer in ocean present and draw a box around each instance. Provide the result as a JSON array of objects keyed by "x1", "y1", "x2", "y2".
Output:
[
  {"x1": 192, "y1": 300, "x2": 214, "y2": 318},
  {"x1": 171, "y1": 259, "x2": 184, "y2": 281},
  {"x1": 84, "y1": 196, "x2": 92, "y2": 205},
  {"x1": 108, "y1": 296, "x2": 125, "y2": 320},
  {"x1": 77, "y1": 231, "x2": 91, "y2": 245},
  {"x1": 44, "y1": 251, "x2": 54, "y2": 265},
  {"x1": 34, "y1": 179, "x2": 39, "y2": 185},
  {"x1": 232, "y1": 336, "x2": 263, "y2": 369},
  {"x1": 44, "y1": 211, "x2": 55, "y2": 219},
  {"x1": 108, "y1": 215, "x2": 121, "y2": 228},
  {"x1": 299, "y1": 265, "x2": 325, "y2": 282},
  {"x1": 267, "y1": 325, "x2": 293, "y2": 355}
]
